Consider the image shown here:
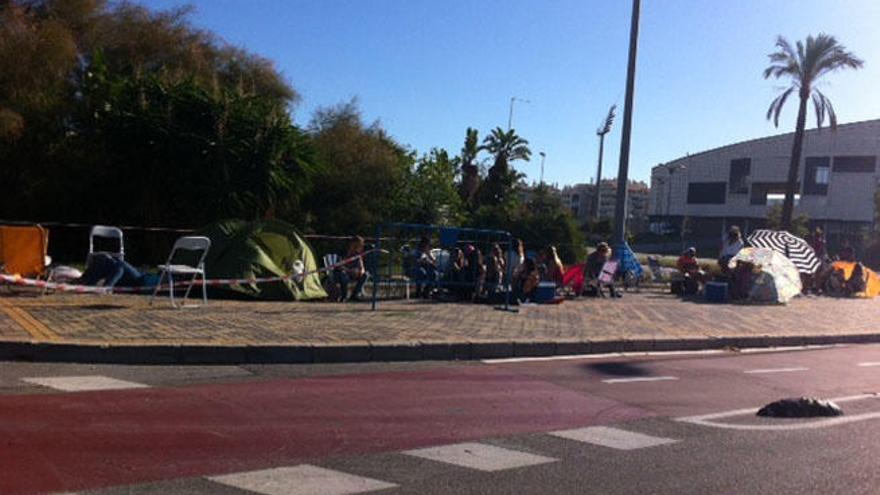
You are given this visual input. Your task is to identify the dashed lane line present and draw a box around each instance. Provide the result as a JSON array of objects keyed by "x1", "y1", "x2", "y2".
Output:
[
  {"x1": 22, "y1": 375, "x2": 149, "y2": 392},
  {"x1": 549, "y1": 426, "x2": 679, "y2": 450},
  {"x1": 743, "y1": 367, "x2": 809, "y2": 374},
  {"x1": 602, "y1": 376, "x2": 678, "y2": 384},
  {"x1": 403, "y1": 442, "x2": 557, "y2": 472},
  {"x1": 208, "y1": 464, "x2": 396, "y2": 495},
  {"x1": 857, "y1": 362, "x2": 880, "y2": 367}
]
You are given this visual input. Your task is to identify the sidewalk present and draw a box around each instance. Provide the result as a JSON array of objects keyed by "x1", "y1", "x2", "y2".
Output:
[{"x1": 1, "y1": 289, "x2": 879, "y2": 363}]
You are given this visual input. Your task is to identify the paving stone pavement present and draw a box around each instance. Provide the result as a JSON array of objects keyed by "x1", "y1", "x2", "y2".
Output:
[{"x1": 1, "y1": 289, "x2": 879, "y2": 348}]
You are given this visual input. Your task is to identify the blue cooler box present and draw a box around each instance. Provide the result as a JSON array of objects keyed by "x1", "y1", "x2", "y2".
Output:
[
  {"x1": 533, "y1": 282, "x2": 557, "y2": 303},
  {"x1": 704, "y1": 281, "x2": 728, "y2": 303}
]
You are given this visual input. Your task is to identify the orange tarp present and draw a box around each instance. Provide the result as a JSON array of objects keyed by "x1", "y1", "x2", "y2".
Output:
[
  {"x1": 831, "y1": 261, "x2": 880, "y2": 298},
  {"x1": 0, "y1": 225, "x2": 49, "y2": 277}
]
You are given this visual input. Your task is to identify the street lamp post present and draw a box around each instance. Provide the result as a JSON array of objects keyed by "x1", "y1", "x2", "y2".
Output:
[
  {"x1": 593, "y1": 105, "x2": 616, "y2": 222},
  {"x1": 612, "y1": 0, "x2": 641, "y2": 245},
  {"x1": 539, "y1": 151, "x2": 546, "y2": 185},
  {"x1": 507, "y1": 96, "x2": 530, "y2": 131}
]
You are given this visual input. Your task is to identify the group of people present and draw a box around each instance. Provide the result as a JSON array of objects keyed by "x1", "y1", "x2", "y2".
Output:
[{"x1": 669, "y1": 224, "x2": 872, "y2": 300}]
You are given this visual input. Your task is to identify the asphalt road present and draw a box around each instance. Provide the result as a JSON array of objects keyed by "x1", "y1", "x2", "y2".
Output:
[{"x1": 2, "y1": 344, "x2": 880, "y2": 494}]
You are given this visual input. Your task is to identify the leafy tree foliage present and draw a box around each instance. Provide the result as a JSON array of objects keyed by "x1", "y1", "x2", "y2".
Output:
[
  {"x1": 479, "y1": 127, "x2": 530, "y2": 205},
  {"x1": 0, "y1": 0, "x2": 311, "y2": 229},
  {"x1": 305, "y1": 100, "x2": 414, "y2": 234}
]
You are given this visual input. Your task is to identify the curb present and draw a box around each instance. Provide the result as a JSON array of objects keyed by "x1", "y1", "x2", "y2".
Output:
[{"x1": 2, "y1": 333, "x2": 880, "y2": 364}]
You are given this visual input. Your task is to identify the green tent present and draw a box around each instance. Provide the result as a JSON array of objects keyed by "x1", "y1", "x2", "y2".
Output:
[{"x1": 197, "y1": 219, "x2": 327, "y2": 300}]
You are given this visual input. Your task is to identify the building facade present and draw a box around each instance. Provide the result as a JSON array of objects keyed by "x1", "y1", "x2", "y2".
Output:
[
  {"x1": 560, "y1": 180, "x2": 650, "y2": 232},
  {"x1": 650, "y1": 119, "x2": 880, "y2": 240}
]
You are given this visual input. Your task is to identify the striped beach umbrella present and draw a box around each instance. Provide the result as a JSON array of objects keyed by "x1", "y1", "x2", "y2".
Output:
[{"x1": 746, "y1": 229, "x2": 821, "y2": 274}]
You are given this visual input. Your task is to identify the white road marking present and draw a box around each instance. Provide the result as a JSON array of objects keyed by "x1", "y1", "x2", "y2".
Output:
[
  {"x1": 549, "y1": 426, "x2": 678, "y2": 450},
  {"x1": 208, "y1": 465, "x2": 396, "y2": 495},
  {"x1": 743, "y1": 367, "x2": 809, "y2": 374},
  {"x1": 857, "y1": 362, "x2": 880, "y2": 367},
  {"x1": 482, "y1": 344, "x2": 839, "y2": 364},
  {"x1": 403, "y1": 442, "x2": 556, "y2": 472},
  {"x1": 602, "y1": 376, "x2": 678, "y2": 384},
  {"x1": 677, "y1": 394, "x2": 880, "y2": 431},
  {"x1": 22, "y1": 375, "x2": 149, "y2": 392}
]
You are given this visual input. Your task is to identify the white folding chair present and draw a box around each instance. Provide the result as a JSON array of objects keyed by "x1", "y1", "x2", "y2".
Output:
[
  {"x1": 150, "y1": 236, "x2": 211, "y2": 308},
  {"x1": 89, "y1": 225, "x2": 125, "y2": 261}
]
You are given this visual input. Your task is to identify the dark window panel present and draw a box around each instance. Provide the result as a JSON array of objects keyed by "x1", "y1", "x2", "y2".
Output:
[
  {"x1": 833, "y1": 155, "x2": 876, "y2": 173},
  {"x1": 687, "y1": 182, "x2": 726, "y2": 204},
  {"x1": 750, "y1": 182, "x2": 795, "y2": 205},
  {"x1": 803, "y1": 156, "x2": 830, "y2": 196},
  {"x1": 728, "y1": 158, "x2": 750, "y2": 194}
]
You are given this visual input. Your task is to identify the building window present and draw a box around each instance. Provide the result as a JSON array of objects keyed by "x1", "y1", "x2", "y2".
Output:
[
  {"x1": 729, "y1": 158, "x2": 750, "y2": 194},
  {"x1": 803, "y1": 156, "x2": 830, "y2": 195},
  {"x1": 751, "y1": 182, "x2": 799, "y2": 205},
  {"x1": 687, "y1": 182, "x2": 726, "y2": 204},
  {"x1": 833, "y1": 155, "x2": 876, "y2": 173}
]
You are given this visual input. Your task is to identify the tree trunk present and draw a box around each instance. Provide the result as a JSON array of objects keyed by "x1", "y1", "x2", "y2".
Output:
[{"x1": 782, "y1": 92, "x2": 809, "y2": 230}]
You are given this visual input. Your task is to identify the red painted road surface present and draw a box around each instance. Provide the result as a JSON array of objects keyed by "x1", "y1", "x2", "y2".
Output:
[{"x1": 0, "y1": 366, "x2": 649, "y2": 495}]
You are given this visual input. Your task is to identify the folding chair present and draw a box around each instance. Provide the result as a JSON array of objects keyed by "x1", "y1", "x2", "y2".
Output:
[
  {"x1": 150, "y1": 236, "x2": 210, "y2": 308},
  {"x1": 88, "y1": 225, "x2": 124, "y2": 261}
]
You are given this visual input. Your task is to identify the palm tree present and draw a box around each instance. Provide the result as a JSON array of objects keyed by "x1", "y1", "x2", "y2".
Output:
[
  {"x1": 479, "y1": 127, "x2": 531, "y2": 204},
  {"x1": 764, "y1": 34, "x2": 863, "y2": 229},
  {"x1": 459, "y1": 127, "x2": 481, "y2": 204}
]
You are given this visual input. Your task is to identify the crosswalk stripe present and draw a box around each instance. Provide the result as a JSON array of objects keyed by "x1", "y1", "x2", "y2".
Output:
[
  {"x1": 549, "y1": 426, "x2": 678, "y2": 450},
  {"x1": 22, "y1": 375, "x2": 149, "y2": 392},
  {"x1": 403, "y1": 442, "x2": 557, "y2": 472},
  {"x1": 208, "y1": 465, "x2": 396, "y2": 495}
]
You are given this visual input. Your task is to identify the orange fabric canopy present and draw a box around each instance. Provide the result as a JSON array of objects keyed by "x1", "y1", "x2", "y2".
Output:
[
  {"x1": 0, "y1": 225, "x2": 49, "y2": 277},
  {"x1": 831, "y1": 261, "x2": 880, "y2": 298}
]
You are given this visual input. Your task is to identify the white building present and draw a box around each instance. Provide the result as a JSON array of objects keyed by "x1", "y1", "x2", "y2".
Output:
[{"x1": 650, "y1": 119, "x2": 880, "y2": 240}]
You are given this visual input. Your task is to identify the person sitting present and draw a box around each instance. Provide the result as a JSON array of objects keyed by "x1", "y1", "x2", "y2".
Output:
[
  {"x1": 513, "y1": 257, "x2": 540, "y2": 302},
  {"x1": 464, "y1": 245, "x2": 486, "y2": 301},
  {"x1": 808, "y1": 227, "x2": 828, "y2": 262},
  {"x1": 445, "y1": 247, "x2": 469, "y2": 300},
  {"x1": 718, "y1": 226, "x2": 744, "y2": 276},
  {"x1": 485, "y1": 243, "x2": 506, "y2": 294},
  {"x1": 332, "y1": 236, "x2": 368, "y2": 302},
  {"x1": 77, "y1": 253, "x2": 146, "y2": 288},
  {"x1": 545, "y1": 246, "x2": 565, "y2": 287},
  {"x1": 584, "y1": 242, "x2": 620, "y2": 298},
  {"x1": 411, "y1": 236, "x2": 439, "y2": 298},
  {"x1": 838, "y1": 242, "x2": 856, "y2": 262},
  {"x1": 676, "y1": 247, "x2": 706, "y2": 295}
]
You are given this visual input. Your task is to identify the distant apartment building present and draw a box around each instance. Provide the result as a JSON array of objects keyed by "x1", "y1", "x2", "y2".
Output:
[
  {"x1": 560, "y1": 179, "x2": 650, "y2": 232},
  {"x1": 649, "y1": 119, "x2": 880, "y2": 240}
]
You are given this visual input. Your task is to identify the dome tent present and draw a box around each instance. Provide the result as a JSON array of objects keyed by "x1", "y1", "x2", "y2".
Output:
[{"x1": 197, "y1": 219, "x2": 327, "y2": 300}]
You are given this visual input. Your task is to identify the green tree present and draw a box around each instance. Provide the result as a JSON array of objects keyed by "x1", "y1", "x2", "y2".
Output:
[
  {"x1": 479, "y1": 127, "x2": 531, "y2": 205},
  {"x1": 764, "y1": 33, "x2": 863, "y2": 229},
  {"x1": 405, "y1": 148, "x2": 464, "y2": 226},
  {"x1": 306, "y1": 100, "x2": 414, "y2": 234},
  {"x1": 459, "y1": 127, "x2": 480, "y2": 205}
]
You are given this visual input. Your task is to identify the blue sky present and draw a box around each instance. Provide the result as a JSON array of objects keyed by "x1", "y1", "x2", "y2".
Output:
[{"x1": 141, "y1": 0, "x2": 880, "y2": 185}]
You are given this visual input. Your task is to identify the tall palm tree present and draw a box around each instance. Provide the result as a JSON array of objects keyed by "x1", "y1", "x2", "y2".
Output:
[
  {"x1": 479, "y1": 127, "x2": 531, "y2": 204},
  {"x1": 459, "y1": 127, "x2": 480, "y2": 203},
  {"x1": 764, "y1": 33, "x2": 863, "y2": 229}
]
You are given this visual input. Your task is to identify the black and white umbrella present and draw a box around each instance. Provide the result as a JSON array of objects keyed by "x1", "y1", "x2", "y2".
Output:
[{"x1": 746, "y1": 229, "x2": 821, "y2": 274}]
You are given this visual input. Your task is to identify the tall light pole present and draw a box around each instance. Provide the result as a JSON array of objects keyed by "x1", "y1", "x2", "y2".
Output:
[
  {"x1": 593, "y1": 104, "x2": 617, "y2": 221},
  {"x1": 612, "y1": 0, "x2": 641, "y2": 245},
  {"x1": 508, "y1": 96, "x2": 530, "y2": 131},
  {"x1": 539, "y1": 151, "x2": 546, "y2": 185}
]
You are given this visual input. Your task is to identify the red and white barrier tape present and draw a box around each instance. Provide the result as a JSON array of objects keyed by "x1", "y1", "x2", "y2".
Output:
[{"x1": 0, "y1": 249, "x2": 387, "y2": 295}]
